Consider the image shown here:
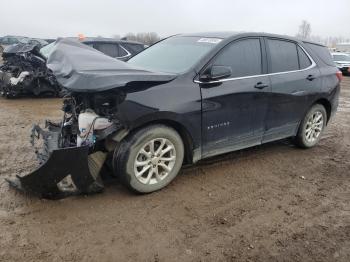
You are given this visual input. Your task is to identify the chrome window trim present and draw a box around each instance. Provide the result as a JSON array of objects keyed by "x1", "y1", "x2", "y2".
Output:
[
  {"x1": 194, "y1": 43, "x2": 316, "y2": 84},
  {"x1": 117, "y1": 45, "x2": 131, "y2": 59}
]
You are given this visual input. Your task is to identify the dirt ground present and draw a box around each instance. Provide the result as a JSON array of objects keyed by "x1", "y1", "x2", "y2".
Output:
[{"x1": 0, "y1": 78, "x2": 349, "y2": 262}]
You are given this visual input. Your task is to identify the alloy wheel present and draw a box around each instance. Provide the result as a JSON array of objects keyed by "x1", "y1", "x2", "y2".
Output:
[
  {"x1": 305, "y1": 111, "x2": 324, "y2": 143},
  {"x1": 133, "y1": 138, "x2": 176, "y2": 185}
]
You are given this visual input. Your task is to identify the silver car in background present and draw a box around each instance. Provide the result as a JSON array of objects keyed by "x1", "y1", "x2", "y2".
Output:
[{"x1": 332, "y1": 52, "x2": 350, "y2": 75}]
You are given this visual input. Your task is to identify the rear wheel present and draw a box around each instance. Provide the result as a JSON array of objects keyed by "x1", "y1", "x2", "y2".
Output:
[
  {"x1": 294, "y1": 104, "x2": 327, "y2": 148},
  {"x1": 113, "y1": 124, "x2": 184, "y2": 193}
]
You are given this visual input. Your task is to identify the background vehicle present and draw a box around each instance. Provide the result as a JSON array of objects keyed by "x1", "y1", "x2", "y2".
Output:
[
  {"x1": 83, "y1": 38, "x2": 147, "y2": 60},
  {"x1": 335, "y1": 42, "x2": 350, "y2": 53},
  {"x1": 0, "y1": 37, "x2": 145, "y2": 98},
  {"x1": 0, "y1": 43, "x2": 60, "y2": 97},
  {"x1": 0, "y1": 36, "x2": 29, "y2": 49},
  {"x1": 0, "y1": 35, "x2": 48, "y2": 49},
  {"x1": 7, "y1": 33, "x2": 341, "y2": 198},
  {"x1": 332, "y1": 52, "x2": 350, "y2": 75},
  {"x1": 40, "y1": 37, "x2": 146, "y2": 61}
]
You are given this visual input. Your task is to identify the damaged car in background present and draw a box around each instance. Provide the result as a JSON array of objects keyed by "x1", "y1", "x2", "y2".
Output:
[
  {"x1": 0, "y1": 37, "x2": 147, "y2": 98},
  {"x1": 6, "y1": 33, "x2": 341, "y2": 199},
  {"x1": 0, "y1": 43, "x2": 61, "y2": 97}
]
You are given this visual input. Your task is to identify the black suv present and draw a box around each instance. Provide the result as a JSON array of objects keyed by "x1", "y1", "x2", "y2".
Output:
[{"x1": 8, "y1": 32, "x2": 341, "y2": 198}]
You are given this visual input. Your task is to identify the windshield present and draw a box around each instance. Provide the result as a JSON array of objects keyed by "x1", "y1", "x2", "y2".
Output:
[
  {"x1": 333, "y1": 54, "x2": 350, "y2": 62},
  {"x1": 127, "y1": 36, "x2": 222, "y2": 74},
  {"x1": 40, "y1": 42, "x2": 55, "y2": 58}
]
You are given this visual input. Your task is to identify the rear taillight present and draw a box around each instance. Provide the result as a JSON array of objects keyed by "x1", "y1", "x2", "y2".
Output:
[{"x1": 336, "y1": 71, "x2": 343, "y2": 82}]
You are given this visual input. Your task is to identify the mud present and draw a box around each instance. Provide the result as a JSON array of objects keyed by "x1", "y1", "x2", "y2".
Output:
[{"x1": 0, "y1": 78, "x2": 349, "y2": 262}]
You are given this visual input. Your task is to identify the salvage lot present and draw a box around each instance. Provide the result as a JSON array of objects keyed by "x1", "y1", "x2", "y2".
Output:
[{"x1": 0, "y1": 78, "x2": 349, "y2": 261}]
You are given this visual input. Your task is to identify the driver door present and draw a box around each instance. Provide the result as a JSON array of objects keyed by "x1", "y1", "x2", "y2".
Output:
[{"x1": 199, "y1": 38, "x2": 270, "y2": 158}]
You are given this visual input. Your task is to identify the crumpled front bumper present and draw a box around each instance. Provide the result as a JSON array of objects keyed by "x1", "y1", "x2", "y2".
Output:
[{"x1": 6, "y1": 123, "x2": 106, "y2": 199}]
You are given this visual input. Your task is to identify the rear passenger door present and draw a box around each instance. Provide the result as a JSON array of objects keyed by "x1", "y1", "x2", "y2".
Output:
[{"x1": 263, "y1": 38, "x2": 321, "y2": 142}]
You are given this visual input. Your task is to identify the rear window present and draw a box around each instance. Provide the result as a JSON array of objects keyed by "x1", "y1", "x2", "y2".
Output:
[{"x1": 304, "y1": 43, "x2": 335, "y2": 66}]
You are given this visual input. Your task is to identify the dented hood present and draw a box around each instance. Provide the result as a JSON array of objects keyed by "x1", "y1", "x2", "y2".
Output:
[{"x1": 46, "y1": 38, "x2": 177, "y2": 92}]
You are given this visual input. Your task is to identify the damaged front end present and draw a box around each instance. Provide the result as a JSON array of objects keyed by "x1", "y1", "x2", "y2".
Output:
[
  {"x1": 7, "y1": 94, "x2": 122, "y2": 199},
  {"x1": 0, "y1": 43, "x2": 61, "y2": 98},
  {"x1": 6, "y1": 38, "x2": 176, "y2": 199}
]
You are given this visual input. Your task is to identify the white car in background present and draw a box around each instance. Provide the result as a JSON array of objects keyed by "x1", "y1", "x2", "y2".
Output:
[{"x1": 332, "y1": 52, "x2": 350, "y2": 75}]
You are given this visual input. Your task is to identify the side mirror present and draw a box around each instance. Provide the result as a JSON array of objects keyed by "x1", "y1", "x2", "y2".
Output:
[{"x1": 200, "y1": 65, "x2": 232, "y2": 82}]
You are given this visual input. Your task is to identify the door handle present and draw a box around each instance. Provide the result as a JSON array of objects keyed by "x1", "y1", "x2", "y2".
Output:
[
  {"x1": 306, "y1": 75, "x2": 316, "y2": 81},
  {"x1": 254, "y1": 82, "x2": 269, "y2": 89}
]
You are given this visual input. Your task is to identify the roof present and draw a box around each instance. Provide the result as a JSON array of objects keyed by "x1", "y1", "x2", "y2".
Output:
[
  {"x1": 178, "y1": 31, "x2": 325, "y2": 46},
  {"x1": 180, "y1": 31, "x2": 242, "y2": 39}
]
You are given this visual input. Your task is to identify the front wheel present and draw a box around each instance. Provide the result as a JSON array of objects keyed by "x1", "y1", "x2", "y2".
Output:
[
  {"x1": 294, "y1": 104, "x2": 327, "y2": 148},
  {"x1": 113, "y1": 124, "x2": 184, "y2": 193}
]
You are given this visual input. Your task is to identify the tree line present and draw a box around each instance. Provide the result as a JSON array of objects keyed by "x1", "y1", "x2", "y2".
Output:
[
  {"x1": 110, "y1": 23, "x2": 349, "y2": 47},
  {"x1": 112, "y1": 32, "x2": 161, "y2": 46},
  {"x1": 296, "y1": 20, "x2": 349, "y2": 47}
]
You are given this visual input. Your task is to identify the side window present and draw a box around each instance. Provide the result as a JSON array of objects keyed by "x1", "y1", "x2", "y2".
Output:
[
  {"x1": 267, "y1": 39, "x2": 299, "y2": 73},
  {"x1": 297, "y1": 46, "x2": 312, "y2": 69},
  {"x1": 94, "y1": 43, "x2": 119, "y2": 57},
  {"x1": 118, "y1": 45, "x2": 129, "y2": 57},
  {"x1": 124, "y1": 43, "x2": 144, "y2": 54},
  {"x1": 212, "y1": 38, "x2": 262, "y2": 78},
  {"x1": 85, "y1": 43, "x2": 94, "y2": 48}
]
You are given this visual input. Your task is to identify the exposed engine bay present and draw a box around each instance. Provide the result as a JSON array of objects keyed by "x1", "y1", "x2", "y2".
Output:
[
  {"x1": 58, "y1": 92, "x2": 124, "y2": 148},
  {"x1": 7, "y1": 92, "x2": 125, "y2": 198},
  {"x1": 0, "y1": 43, "x2": 61, "y2": 97}
]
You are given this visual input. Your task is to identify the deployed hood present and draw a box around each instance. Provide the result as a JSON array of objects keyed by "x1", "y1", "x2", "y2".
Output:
[{"x1": 46, "y1": 38, "x2": 177, "y2": 92}]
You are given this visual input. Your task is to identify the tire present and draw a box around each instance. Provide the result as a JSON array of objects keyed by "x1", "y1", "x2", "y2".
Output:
[
  {"x1": 294, "y1": 104, "x2": 327, "y2": 148},
  {"x1": 113, "y1": 124, "x2": 184, "y2": 193}
]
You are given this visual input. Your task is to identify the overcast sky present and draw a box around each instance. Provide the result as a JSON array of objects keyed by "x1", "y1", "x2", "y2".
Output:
[{"x1": 1, "y1": 0, "x2": 349, "y2": 39}]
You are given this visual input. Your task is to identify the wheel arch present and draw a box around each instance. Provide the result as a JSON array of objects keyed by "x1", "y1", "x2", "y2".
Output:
[
  {"x1": 313, "y1": 98, "x2": 332, "y2": 124},
  {"x1": 113, "y1": 117, "x2": 197, "y2": 165},
  {"x1": 136, "y1": 119, "x2": 195, "y2": 165}
]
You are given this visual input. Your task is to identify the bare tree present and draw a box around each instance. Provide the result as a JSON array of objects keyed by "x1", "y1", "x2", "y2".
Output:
[
  {"x1": 297, "y1": 20, "x2": 312, "y2": 39},
  {"x1": 123, "y1": 32, "x2": 137, "y2": 41}
]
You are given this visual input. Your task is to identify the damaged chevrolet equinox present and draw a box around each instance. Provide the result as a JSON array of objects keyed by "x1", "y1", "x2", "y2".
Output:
[{"x1": 7, "y1": 32, "x2": 341, "y2": 198}]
